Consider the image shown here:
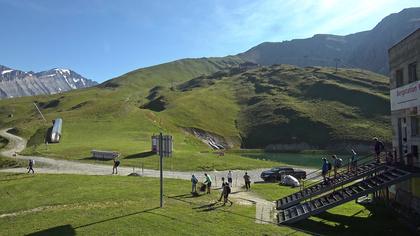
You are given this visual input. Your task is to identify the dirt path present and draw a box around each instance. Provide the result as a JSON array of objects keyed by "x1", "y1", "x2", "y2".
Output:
[
  {"x1": 0, "y1": 128, "x2": 316, "y2": 224},
  {"x1": 228, "y1": 187, "x2": 276, "y2": 224},
  {"x1": 0, "y1": 128, "x2": 316, "y2": 180}
]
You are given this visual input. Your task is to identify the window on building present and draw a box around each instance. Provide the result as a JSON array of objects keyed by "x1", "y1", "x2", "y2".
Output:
[
  {"x1": 411, "y1": 116, "x2": 420, "y2": 136},
  {"x1": 408, "y1": 62, "x2": 418, "y2": 83},
  {"x1": 396, "y1": 69, "x2": 404, "y2": 87}
]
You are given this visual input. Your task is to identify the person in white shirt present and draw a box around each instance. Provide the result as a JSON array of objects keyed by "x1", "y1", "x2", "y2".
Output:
[{"x1": 227, "y1": 170, "x2": 233, "y2": 187}]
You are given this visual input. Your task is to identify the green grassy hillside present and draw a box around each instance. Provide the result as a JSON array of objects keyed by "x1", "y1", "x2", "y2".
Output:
[
  {"x1": 161, "y1": 64, "x2": 390, "y2": 150},
  {"x1": 0, "y1": 57, "x2": 391, "y2": 169},
  {"x1": 0, "y1": 57, "x2": 280, "y2": 171}
]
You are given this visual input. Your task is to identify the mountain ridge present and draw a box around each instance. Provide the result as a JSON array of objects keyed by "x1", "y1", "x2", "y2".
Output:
[
  {"x1": 0, "y1": 65, "x2": 97, "y2": 99},
  {"x1": 238, "y1": 7, "x2": 420, "y2": 75}
]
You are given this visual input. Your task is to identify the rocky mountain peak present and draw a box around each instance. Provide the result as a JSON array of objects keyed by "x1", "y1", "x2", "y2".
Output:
[{"x1": 0, "y1": 65, "x2": 97, "y2": 99}]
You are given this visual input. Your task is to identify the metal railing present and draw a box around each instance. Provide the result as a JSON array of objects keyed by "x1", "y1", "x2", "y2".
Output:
[{"x1": 299, "y1": 152, "x2": 380, "y2": 191}]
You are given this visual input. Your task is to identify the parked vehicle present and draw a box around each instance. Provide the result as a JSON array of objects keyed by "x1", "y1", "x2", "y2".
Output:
[{"x1": 260, "y1": 166, "x2": 306, "y2": 182}]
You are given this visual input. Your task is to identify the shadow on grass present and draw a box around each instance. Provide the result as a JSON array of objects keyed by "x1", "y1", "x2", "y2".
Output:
[
  {"x1": 168, "y1": 195, "x2": 256, "y2": 221},
  {"x1": 73, "y1": 207, "x2": 159, "y2": 229},
  {"x1": 192, "y1": 202, "x2": 226, "y2": 212},
  {"x1": 80, "y1": 156, "x2": 113, "y2": 161},
  {"x1": 291, "y1": 203, "x2": 414, "y2": 236},
  {"x1": 125, "y1": 151, "x2": 155, "y2": 159},
  {"x1": 170, "y1": 192, "x2": 204, "y2": 198},
  {"x1": 26, "y1": 224, "x2": 75, "y2": 236}
]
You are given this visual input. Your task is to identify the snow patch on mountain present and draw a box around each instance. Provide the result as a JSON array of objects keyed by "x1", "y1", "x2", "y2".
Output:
[
  {"x1": 0, "y1": 64, "x2": 97, "y2": 99},
  {"x1": 1, "y1": 70, "x2": 13, "y2": 75}
]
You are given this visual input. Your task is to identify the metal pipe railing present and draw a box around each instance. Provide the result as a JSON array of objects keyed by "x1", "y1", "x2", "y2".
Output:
[{"x1": 299, "y1": 152, "x2": 381, "y2": 191}]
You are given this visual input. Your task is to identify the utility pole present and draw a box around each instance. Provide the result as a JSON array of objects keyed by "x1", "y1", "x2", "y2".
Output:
[
  {"x1": 33, "y1": 103, "x2": 47, "y2": 122},
  {"x1": 156, "y1": 132, "x2": 172, "y2": 208},
  {"x1": 159, "y1": 132, "x2": 163, "y2": 208}
]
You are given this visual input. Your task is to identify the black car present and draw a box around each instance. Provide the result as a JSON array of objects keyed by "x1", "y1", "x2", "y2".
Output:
[{"x1": 260, "y1": 167, "x2": 306, "y2": 182}]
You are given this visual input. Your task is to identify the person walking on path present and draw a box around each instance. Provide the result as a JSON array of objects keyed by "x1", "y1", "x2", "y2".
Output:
[
  {"x1": 191, "y1": 174, "x2": 198, "y2": 194},
  {"x1": 27, "y1": 159, "x2": 35, "y2": 174},
  {"x1": 373, "y1": 137, "x2": 385, "y2": 163},
  {"x1": 222, "y1": 179, "x2": 232, "y2": 206},
  {"x1": 112, "y1": 159, "x2": 120, "y2": 174},
  {"x1": 243, "y1": 172, "x2": 251, "y2": 191},
  {"x1": 204, "y1": 173, "x2": 212, "y2": 194},
  {"x1": 322, "y1": 158, "x2": 329, "y2": 184},
  {"x1": 218, "y1": 177, "x2": 228, "y2": 201},
  {"x1": 332, "y1": 155, "x2": 342, "y2": 178},
  {"x1": 227, "y1": 170, "x2": 233, "y2": 187}
]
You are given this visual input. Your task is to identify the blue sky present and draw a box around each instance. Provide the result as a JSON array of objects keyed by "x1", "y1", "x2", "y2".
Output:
[{"x1": 0, "y1": 0, "x2": 418, "y2": 82}]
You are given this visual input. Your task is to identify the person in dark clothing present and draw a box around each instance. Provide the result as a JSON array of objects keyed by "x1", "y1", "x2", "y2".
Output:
[
  {"x1": 332, "y1": 155, "x2": 342, "y2": 178},
  {"x1": 243, "y1": 172, "x2": 251, "y2": 191},
  {"x1": 373, "y1": 137, "x2": 385, "y2": 163},
  {"x1": 222, "y1": 180, "x2": 232, "y2": 206},
  {"x1": 191, "y1": 174, "x2": 198, "y2": 194},
  {"x1": 27, "y1": 159, "x2": 34, "y2": 174},
  {"x1": 112, "y1": 159, "x2": 120, "y2": 174},
  {"x1": 218, "y1": 177, "x2": 227, "y2": 201}
]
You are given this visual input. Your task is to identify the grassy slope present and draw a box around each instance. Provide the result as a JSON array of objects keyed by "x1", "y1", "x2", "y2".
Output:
[
  {"x1": 0, "y1": 59, "x2": 391, "y2": 170},
  {"x1": 0, "y1": 173, "x2": 303, "y2": 236},
  {"x1": 170, "y1": 65, "x2": 390, "y2": 149},
  {"x1": 0, "y1": 57, "x2": 281, "y2": 171},
  {"x1": 251, "y1": 183, "x2": 414, "y2": 236}
]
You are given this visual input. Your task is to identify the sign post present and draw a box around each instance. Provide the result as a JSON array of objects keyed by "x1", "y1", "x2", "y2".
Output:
[{"x1": 157, "y1": 133, "x2": 172, "y2": 208}]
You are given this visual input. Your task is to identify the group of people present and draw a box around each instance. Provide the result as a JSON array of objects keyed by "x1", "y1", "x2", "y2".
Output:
[
  {"x1": 321, "y1": 151, "x2": 362, "y2": 183},
  {"x1": 190, "y1": 171, "x2": 252, "y2": 205},
  {"x1": 321, "y1": 155, "x2": 343, "y2": 183},
  {"x1": 320, "y1": 137, "x2": 388, "y2": 184}
]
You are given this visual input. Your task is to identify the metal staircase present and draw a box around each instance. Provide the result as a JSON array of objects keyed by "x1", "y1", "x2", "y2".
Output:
[
  {"x1": 277, "y1": 166, "x2": 412, "y2": 224},
  {"x1": 276, "y1": 162, "x2": 387, "y2": 209}
]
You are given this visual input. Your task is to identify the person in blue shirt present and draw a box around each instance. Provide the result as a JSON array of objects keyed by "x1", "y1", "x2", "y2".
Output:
[{"x1": 191, "y1": 174, "x2": 198, "y2": 194}]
